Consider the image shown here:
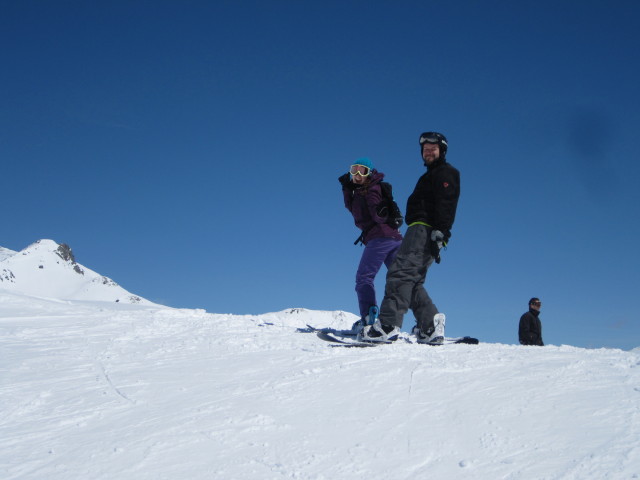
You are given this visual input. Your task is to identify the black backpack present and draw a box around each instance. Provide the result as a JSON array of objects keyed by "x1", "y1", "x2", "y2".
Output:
[
  {"x1": 377, "y1": 181, "x2": 404, "y2": 229},
  {"x1": 354, "y1": 181, "x2": 404, "y2": 245}
]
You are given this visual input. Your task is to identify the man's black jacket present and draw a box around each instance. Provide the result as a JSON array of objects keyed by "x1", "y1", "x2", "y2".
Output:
[
  {"x1": 519, "y1": 309, "x2": 544, "y2": 346},
  {"x1": 405, "y1": 158, "x2": 460, "y2": 241}
]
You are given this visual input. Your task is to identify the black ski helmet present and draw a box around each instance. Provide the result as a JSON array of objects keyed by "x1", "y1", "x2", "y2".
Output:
[{"x1": 419, "y1": 131, "x2": 448, "y2": 159}]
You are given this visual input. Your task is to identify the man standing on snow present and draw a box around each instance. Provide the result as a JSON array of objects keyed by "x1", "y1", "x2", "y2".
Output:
[
  {"x1": 361, "y1": 132, "x2": 460, "y2": 344},
  {"x1": 519, "y1": 298, "x2": 544, "y2": 346}
]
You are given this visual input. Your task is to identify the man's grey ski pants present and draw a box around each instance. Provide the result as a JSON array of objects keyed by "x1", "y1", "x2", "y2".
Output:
[{"x1": 378, "y1": 224, "x2": 439, "y2": 334}]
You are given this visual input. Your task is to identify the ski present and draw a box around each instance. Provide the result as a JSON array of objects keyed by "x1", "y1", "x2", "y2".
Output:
[
  {"x1": 315, "y1": 330, "x2": 388, "y2": 347},
  {"x1": 296, "y1": 324, "x2": 359, "y2": 337}
]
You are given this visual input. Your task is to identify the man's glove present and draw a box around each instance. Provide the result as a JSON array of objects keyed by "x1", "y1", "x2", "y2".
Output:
[
  {"x1": 429, "y1": 230, "x2": 445, "y2": 264},
  {"x1": 338, "y1": 173, "x2": 354, "y2": 190}
]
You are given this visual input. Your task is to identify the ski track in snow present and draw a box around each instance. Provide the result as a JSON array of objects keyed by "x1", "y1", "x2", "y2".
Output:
[{"x1": 1, "y1": 294, "x2": 639, "y2": 479}]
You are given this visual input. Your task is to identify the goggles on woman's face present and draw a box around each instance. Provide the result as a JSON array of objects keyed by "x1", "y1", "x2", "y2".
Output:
[{"x1": 349, "y1": 165, "x2": 371, "y2": 177}]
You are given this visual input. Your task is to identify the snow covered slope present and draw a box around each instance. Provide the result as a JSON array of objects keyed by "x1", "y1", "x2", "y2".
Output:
[
  {"x1": 0, "y1": 246, "x2": 16, "y2": 262},
  {"x1": 0, "y1": 239, "x2": 153, "y2": 304},
  {"x1": 1, "y1": 292, "x2": 638, "y2": 480}
]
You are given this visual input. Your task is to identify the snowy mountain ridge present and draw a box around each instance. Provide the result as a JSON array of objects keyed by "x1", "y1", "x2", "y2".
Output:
[
  {"x1": 0, "y1": 246, "x2": 16, "y2": 262},
  {"x1": 0, "y1": 239, "x2": 152, "y2": 305}
]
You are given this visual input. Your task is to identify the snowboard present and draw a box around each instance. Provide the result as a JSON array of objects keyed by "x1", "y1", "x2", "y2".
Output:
[
  {"x1": 314, "y1": 329, "x2": 479, "y2": 347},
  {"x1": 427, "y1": 336, "x2": 479, "y2": 345}
]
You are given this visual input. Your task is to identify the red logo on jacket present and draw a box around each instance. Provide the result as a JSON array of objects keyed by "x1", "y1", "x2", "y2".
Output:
[{"x1": 443, "y1": 182, "x2": 449, "y2": 188}]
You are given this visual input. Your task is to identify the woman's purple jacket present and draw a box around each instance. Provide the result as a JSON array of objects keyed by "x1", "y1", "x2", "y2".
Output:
[{"x1": 342, "y1": 170, "x2": 403, "y2": 245}]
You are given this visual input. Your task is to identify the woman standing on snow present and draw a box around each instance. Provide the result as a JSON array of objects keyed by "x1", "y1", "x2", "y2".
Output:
[{"x1": 338, "y1": 157, "x2": 403, "y2": 332}]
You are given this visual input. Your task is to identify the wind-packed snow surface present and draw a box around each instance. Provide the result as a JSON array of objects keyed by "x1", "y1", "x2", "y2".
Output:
[{"x1": 1, "y1": 291, "x2": 639, "y2": 479}]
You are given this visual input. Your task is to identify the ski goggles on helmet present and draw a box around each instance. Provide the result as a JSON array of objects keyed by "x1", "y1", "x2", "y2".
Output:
[
  {"x1": 349, "y1": 164, "x2": 371, "y2": 177},
  {"x1": 419, "y1": 131, "x2": 448, "y2": 147}
]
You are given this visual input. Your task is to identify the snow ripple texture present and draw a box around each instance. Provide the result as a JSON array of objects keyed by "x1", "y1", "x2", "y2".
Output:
[{"x1": 1, "y1": 293, "x2": 639, "y2": 480}]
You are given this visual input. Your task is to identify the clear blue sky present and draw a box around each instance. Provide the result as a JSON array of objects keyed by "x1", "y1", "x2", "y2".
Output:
[{"x1": 2, "y1": 1, "x2": 639, "y2": 349}]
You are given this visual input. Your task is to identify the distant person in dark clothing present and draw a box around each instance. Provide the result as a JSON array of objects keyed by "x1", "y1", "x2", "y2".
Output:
[{"x1": 519, "y1": 297, "x2": 544, "y2": 346}]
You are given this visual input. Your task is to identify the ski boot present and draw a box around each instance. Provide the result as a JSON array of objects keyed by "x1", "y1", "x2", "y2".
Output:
[
  {"x1": 351, "y1": 305, "x2": 379, "y2": 335},
  {"x1": 359, "y1": 320, "x2": 400, "y2": 343},
  {"x1": 415, "y1": 313, "x2": 446, "y2": 345}
]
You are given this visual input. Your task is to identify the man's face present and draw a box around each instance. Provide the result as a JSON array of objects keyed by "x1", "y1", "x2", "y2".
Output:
[
  {"x1": 422, "y1": 143, "x2": 440, "y2": 165},
  {"x1": 530, "y1": 300, "x2": 542, "y2": 312}
]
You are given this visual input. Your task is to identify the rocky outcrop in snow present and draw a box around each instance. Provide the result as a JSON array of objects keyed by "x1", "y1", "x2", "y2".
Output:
[{"x1": 0, "y1": 239, "x2": 154, "y2": 305}]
